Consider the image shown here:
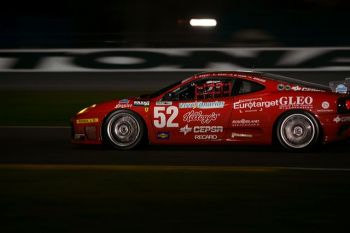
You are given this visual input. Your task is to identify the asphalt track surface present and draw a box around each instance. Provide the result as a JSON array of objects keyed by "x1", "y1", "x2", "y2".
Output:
[{"x1": 1, "y1": 126, "x2": 350, "y2": 169}]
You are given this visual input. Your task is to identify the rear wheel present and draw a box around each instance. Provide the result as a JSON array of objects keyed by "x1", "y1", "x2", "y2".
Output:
[
  {"x1": 103, "y1": 110, "x2": 145, "y2": 150},
  {"x1": 276, "y1": 111, "x2": 320, "y2": 151}
]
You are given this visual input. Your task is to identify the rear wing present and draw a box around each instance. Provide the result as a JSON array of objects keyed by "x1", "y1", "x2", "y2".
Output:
[{"x1": 329, "y1": 78, "x2": 350, "y2": 94}]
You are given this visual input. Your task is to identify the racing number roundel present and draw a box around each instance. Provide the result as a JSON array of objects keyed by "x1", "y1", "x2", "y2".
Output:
[{"x1": 153, "y1": 106, "x2": 179, "y2": 128}]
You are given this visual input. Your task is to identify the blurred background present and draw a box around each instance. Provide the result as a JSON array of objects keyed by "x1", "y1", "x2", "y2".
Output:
[
  {"x1": 1, "y1": 0, "x2": 350, "y2": 124},
  {"x1": 1, "y1": 0, "x2": 349, "y2": 48}
]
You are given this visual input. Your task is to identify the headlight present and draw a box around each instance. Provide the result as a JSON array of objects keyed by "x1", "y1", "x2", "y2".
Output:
[{"x1": 77, "y1": 104, "x2": 96, "y2": 115}]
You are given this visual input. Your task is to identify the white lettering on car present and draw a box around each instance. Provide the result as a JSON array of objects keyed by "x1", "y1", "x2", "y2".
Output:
[
  {"x1": 194, "y1": 135, "x2": 218, "y2": 140},
  {"x1": 153, "y1": 106, "x2": 179, "y2": 128},
  {"x1": 179, "y1": 101, "x2": 225, "y2": 109},
  {"x1": 183, "y1": 110, "x2": 220, "y2": 124},
  {"x1": 233, "y1": 96, "x2": 313, "y2": 112}
]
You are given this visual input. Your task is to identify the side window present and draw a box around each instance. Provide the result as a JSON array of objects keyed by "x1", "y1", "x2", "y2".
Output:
[
  {"x1": 233, "y1": 79, "x2": 265, "y2": 95},
  {"x1": 162, "y1": 78, "x2": 234, "y2": 101},
  {"x1": 162, "y1": 83, "x2": 196, "y2": 101},
  {"x1": 194, "y1": 79, "x2": 234, "y2": 99}
]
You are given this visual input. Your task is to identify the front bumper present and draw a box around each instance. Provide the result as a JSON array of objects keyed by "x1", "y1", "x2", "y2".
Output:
[{"x1": 71, "y1": 116, "x2": 102, "y2": 145}]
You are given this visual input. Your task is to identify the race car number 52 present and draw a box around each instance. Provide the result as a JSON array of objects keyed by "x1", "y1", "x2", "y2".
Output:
[{"x1": 153, "y1": 106, "x2": 179, "y2": 128}]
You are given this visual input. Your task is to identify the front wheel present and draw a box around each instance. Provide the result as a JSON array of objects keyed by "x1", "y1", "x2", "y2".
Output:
[
  {"x1": 276, "y1": 111, "x2": 320, "y2": 151},
  {"x1": 103, "y1": 110, "x2": 145, "y2": 150}
]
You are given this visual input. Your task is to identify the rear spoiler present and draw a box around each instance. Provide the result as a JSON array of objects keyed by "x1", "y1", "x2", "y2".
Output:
[{"x1": 329, "y1": 78, "x2": 350, "y2": 94}]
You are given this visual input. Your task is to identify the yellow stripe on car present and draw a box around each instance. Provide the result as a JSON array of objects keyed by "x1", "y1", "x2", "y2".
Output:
[{"x1": 76, "y1": 118, "x2": 99, "y2": 124}]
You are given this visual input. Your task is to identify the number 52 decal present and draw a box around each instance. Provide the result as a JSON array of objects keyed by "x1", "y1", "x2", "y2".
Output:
[{"x1": 153, "y1": 106, "x2": 179, "y2": 128}]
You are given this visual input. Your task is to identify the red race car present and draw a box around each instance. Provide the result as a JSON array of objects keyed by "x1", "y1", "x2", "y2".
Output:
[{"x1": 71, "y1": 71, "x2": 350, "y2": 151}]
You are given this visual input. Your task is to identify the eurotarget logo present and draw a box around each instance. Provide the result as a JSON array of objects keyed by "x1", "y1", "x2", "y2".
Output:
[
  {"x1": 233, "y1": 98, "x2": 278, "y2": 113},
  {"x1": 233, "y1": 96, "x2": 313, "y2": 113}
]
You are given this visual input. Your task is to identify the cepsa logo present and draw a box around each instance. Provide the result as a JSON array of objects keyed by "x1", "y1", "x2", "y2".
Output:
[
  {"x1": 179, "y1": 124, "x2": 223, "y2": 135},
  {"x1": 233, "y1": 96, "x2": 313, "y2": 112}
]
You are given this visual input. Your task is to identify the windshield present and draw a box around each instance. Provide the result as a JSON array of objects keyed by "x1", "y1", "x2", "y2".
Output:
[
  {"x1": 263, "y1": 73, "x2": 330, "y2": 91},
  {"x1": 140, "y1": 80, "x2": 182, "y2": 98}
]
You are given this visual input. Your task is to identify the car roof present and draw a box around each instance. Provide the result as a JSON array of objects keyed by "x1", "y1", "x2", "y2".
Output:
[{"x1": 195, "y1": 71, "x2": 330, "y2": 91}]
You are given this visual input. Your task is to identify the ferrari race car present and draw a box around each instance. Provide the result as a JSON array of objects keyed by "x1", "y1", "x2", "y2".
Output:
[{"x1": 71, "y1": 71, "x2": 350, "y2": 151}]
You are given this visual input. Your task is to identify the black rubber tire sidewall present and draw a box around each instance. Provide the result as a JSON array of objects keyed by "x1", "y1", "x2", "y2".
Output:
[
  {"x1": 102, "y1": 110, "x2": 145, "y2": 150},
  {"x1": 276, "y1": 110, "x2": 320, "y2": 151}
]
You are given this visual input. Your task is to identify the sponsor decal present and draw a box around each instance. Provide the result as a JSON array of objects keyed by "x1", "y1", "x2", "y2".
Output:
[
  {"x1": 119, "y1": 99, "x2": 129, "y2": 104},
  {"x1": 291, "y1": 86, "x2": 324, "y2": 92},
  {"x1": 134, "y1": 100, "x2": 150, "y2": 106},
  {"x1": 157, "y1": 132, "x2": 170, "y2": 140},
  {"x1": 115, "y1": 103, "x2": 132, "y2": 108},
  {"x1": 179, "y1": 101, "x2": 225, "y2": 109},
  {"x1": 232, "y1": 119, "x2": 260, "y2": 127},
  {"x1": 179, "y1": 124, "x2": 192, "y2": 135},
  {"x1": 194, "y1": 126, "x2": 223, "y2": 133},
  {"x1": 145, "y1": 107, "x2": 149, "y2": 112},
  {"x1": 76, "y1": 118, "x2": 99, "y2": 124},
  {"x1": 233, "y1": 98, "x2": 278, "y2": 113},
  {"x1": 316, "y1": 101, "x2": 333, "y2": 113},
  {"x1": 156, "y1": 101, "x2": 172, "y2": 106},
  {"x1": 194, "y1": 135, "x2": 218, "y2": 140},
  {"x1": 322, "y1": 101, "x2": 330, "y2": 109},
  {"x1": 179, "y1": 124, "x2": 223, "y2": 135},
  {"x1": 233, "y1": 96, "x2": 313, "y2": 113},
  {"x1": 279, "y1": 96, "x2": 313, "y2": 110},
  {"x1": 333, "y1": 116, "x2": 350, "y2": 123},
  {"x1": 336, "y1": 84, "x2": 348, "y2": 94},
  {"x1": 183, "y1": 110, "x2": 220, "y2": 124},
  {"x1": 231, "y1": 133, "x2": 253, "y2": 138}
]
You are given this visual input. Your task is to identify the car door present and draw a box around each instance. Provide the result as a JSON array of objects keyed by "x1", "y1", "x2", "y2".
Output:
[
  {"x1": 151, "y1": 77, "x2": 234, "y2": 144},
  {"x1": 229, "y1": 78, "x2": 268, "y2": 143}
]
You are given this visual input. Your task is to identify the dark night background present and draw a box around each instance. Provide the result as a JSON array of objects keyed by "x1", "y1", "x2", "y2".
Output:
[
  {"x1": 1, "y1": 0, "x2": 350, "y2": 48},
  {"x1": 2, "y1": 1, "x2": 350, "y2": 233}
]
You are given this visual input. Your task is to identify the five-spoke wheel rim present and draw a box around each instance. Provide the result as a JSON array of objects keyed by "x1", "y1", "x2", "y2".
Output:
[
  {"x1": 280, "y1": 113, "x2": 316, "y2": 149},
  {"x1": 106, "y1": 113, "x2": 141, "y2": 148}
]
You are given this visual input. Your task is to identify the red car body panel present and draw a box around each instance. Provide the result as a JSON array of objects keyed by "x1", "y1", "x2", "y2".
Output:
[{"x1": 71, "y1": 71, "x2": 350, "y2": 146}]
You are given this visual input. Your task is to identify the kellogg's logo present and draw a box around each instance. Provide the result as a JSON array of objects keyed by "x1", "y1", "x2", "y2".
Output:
[{"x1": 183, "y1": 110, "x2": 220, "y2": 124}]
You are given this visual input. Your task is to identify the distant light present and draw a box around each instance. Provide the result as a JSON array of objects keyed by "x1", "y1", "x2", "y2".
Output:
[{"x1": 190, "y1": 18, "x2": 217, "y2": 27}]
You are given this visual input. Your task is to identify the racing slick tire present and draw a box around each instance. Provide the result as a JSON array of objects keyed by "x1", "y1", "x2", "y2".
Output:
[
  {"x1": 103, "y1": 110, "x2": 146, "y2": 150},
  {"x1": 276, "y1": 111, "x2": 320, "y2": 151}
]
